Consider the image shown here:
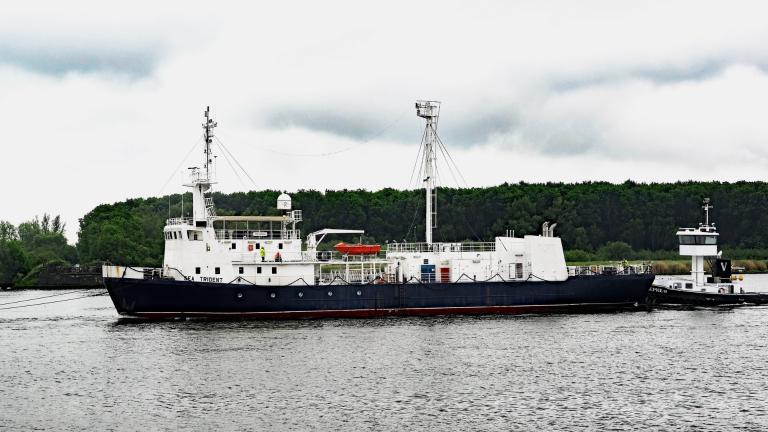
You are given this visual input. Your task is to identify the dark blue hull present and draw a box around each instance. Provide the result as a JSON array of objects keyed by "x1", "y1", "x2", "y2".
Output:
[
  {"x1": 648, "y1": 285, "x2": 768, "y2": 306},
  {"x1": 104, "y1": 274, "x2": 655, "y2": 319}
]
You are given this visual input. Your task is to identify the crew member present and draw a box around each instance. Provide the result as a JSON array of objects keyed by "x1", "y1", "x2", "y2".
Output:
[
  {"x1": 275, "y1": 251, "x2": 282, "y2": 262},
  {"x1": 260, "y1": 246, "x2": 266, "y2": 262}
]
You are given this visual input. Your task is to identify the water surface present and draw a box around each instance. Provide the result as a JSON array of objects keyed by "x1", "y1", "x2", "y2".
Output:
[{"x1": 2, "y1": 276, "x2": 768, "y2": 431}]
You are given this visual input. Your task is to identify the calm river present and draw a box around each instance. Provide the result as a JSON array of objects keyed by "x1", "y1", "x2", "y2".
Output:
[{"x1": 2, "y1": 275, "x2": 768, "y2": 431}]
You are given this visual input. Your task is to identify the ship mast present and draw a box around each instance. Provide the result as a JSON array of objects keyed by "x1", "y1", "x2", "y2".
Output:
[
  {"x1": 184, "y1": 107, "x2": 218, "y2": 223},
  {"x1": 702, "y1": 197, "x2": 713, "y2": 227},
  {"x1": 416, "y1": 100, "x2": 440, "y2": 244},
  {"x1": 203, "y1": 106, "x2": 217, "y2": 181}
]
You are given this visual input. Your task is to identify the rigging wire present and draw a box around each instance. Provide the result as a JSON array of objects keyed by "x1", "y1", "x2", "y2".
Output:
[
  {"x1": 0, "y1": 291, "x2": 109, "y2": 311},
  {"x1": 0, "y1": 290, "x2": 85, "y2": 306},
  {"x1": 407, "y1": 127, "x2": 427, "y2": 189},
  {"x1": 214, "y1": 136, "x2": 259, "y2": 190},
  {"x1": 435, "y1": 134, "x2": 468, "y2": 187},
  {"x1": 158, "y1": 134, "x2": 204, "y2": 194},
  {"x1": 213, "y1": 140, "x2": 248, "y2": 190}
]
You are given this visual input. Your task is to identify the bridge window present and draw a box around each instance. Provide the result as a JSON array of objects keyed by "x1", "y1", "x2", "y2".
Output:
[
  {"x1": 172, "y1": 232, "x2": 177, "y2": 239},
  {"x1": 679, "y1": 235, "x2": 717, "y2": 245},
  {"x1": 187, "y1": 230, "x2": 202, "y2": 241}
]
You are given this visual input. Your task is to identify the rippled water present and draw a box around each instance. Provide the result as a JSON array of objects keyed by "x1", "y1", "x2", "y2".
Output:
[{"x1": 2, "y1": 276, "x2": 768, "y2": 431}]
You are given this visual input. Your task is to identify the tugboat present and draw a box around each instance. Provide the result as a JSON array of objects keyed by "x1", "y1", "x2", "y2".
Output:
[
  {"x1": 648, "y1": 198, "x2": 768, "y2": 306},
  {"x1": 102, "y1": 103, "x2": 654, "y2": 319}
]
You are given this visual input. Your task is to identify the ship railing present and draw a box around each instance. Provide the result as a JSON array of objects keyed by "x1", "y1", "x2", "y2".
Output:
[
  {"x1": 386, "y1": 242, "x2": 496, "y2": 253},
  {"x1": 215, "y1": 229, "x2": 300, "y2": 241},
  {"x1": 318, "y1": 268, "x2": 388, "y2": 285},
  {"x1": 166, "y1": 217, "x2": 193, "y2": 226},
  {"x1": 303, "y1": 250, "x2": 388, "y2": 262},
  {"x1": 567, "y1": 263, "x2": 653, "y2": 277}
]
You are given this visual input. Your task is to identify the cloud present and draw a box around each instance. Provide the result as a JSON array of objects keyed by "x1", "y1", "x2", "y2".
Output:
[
  {"x1": 0, "y1": 43, "x2": 161, "y2": 78},
  {"x1": 2, "y1": 0, "x2": 768, "y2": 243}
]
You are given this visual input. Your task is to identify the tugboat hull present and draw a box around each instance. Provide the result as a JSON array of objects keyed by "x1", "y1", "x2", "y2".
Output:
[
  {"x1": 648, "y1": 285, "x2": 768, "y2": 306},
  {"x1": 104, "y1": 274, "x2": 654, "y2": 319}
]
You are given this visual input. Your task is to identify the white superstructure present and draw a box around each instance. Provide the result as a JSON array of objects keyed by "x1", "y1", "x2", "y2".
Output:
[
  {"x1": 658, "y1": 198, "x2": 742, "y2": 293},
  {"x1": 104, "y1": 104, "x2": 589, "y2": 285}
]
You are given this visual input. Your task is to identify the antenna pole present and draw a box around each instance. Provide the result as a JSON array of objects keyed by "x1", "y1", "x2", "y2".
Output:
[
  {"x1": 202, "y1": 106, "x2": 218, "y2": 180},
  {"x1": 702, "y1": 198, "x2": 713, "y2": 226},
  {"x1": 416, "y1": 101, "x2": 440, "y2": 244}
]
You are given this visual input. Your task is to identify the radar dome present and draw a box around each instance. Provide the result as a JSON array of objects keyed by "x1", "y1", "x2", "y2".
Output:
[{"x1": 277, "y1": 193, "x2": 292, "y2": 210}]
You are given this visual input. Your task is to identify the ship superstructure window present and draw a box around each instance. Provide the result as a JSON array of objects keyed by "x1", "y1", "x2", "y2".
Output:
[
  {"x1": 272, "y1": 267, "x2": 277, "y2": 274},
  {"x1": 173, "y1": 232, "x2": 177, "y2": 239},
  {"x1": 515, "y1": 263, "x2": 523, "y2": 279},
  {"x1": 238, "y1": 267, "x2": 244, "y2": 274},
  {"x1": 257, "y1": 267, "x2": 262, "y2": 274},
  {"x1": 215, "y1": 267, "x2": 220, "y2": 275},
  {"x1": 231, "y1": 243, "x2": 236, "y2": 250},
  {"x1": 187, "y1": 230, "x2": 202, "y2": 241},
  {"x1": 279, "y1": 243, "x2": 283, "y2": 249},
  {"x1": 195, "y1": 267, "x2": 201, "y2": 274},
  {"x1": 678, "y1": 235, "x2": 717, "y2": 245}
]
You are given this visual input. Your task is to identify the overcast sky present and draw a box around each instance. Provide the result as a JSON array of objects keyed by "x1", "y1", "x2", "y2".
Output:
[{"x1": 3, "y1": 0, "x2": 768, "y2": 243}]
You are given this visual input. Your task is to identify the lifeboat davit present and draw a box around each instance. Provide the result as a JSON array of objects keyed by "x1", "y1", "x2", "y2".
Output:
[{"x1": 334, "y1": 242, "x2": 381, "y2": 255}]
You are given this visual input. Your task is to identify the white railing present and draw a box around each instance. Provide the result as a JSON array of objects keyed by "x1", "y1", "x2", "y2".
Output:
[
  {"x1": 318, "y1": 268, "x2": 387, "y2": 285},
  {"x1": 166, "y1": 217, "x2": 193, "y2": 226},
  {"x1": 215, "y1": 229, "x2": 300, "y2": 241},
  {"x1": 567, "y1": 264, "x2": 653, "y2": 277},
  {"x1": 386, "y1": 242, "x2": 496, "y2": 253},
  {"x1": 302, "y1": 250, "x2": 388, "y2": 262}
]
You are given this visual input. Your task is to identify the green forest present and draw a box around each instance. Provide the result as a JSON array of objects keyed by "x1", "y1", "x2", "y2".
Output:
[{"x1": 3, "y1": 181, "x2": 768, "y2": 285}]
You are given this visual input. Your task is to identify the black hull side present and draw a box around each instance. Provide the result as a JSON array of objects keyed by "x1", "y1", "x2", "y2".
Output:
[
  {"x1": 105, "y1": 274, "x2": 654, "y2": 319},
  {"x1": 648, "y1": 285, "x2": 768, "y2": 306}
]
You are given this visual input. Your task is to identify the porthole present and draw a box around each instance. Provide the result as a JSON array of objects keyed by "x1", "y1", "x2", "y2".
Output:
[
  {"x1": 356, "y1": 290, "x2": 362, "y2": 296},
  {"x1": 270, "y1": 292, "x2": 276, "y2": 299},
  {"x1": 327, "y1": 291, "x2": 333, "y2": 297},
  {"x1": 236, "y1": 292, "x2": 243, "y2": 299},
  {"x1": 298, "y1": 292, "x2": 304, "y2": 298}
]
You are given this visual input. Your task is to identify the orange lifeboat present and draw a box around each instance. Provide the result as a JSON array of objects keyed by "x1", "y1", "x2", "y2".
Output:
[{"x1": 334, "y1": 242, "x2": 381, "y2": 255}]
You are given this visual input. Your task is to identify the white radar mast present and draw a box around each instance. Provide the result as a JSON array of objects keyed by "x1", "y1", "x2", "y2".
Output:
[
  {"x1": 416, "y1": 100, "x2": 440, "y2": 244},
  {"x1": 185, "y1": 107, "x2": 218, "y2": 223}
]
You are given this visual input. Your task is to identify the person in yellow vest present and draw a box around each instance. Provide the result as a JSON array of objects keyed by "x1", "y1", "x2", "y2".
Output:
[{"x1": 259, "y1": 246, "x2": 266, "y2": 262}]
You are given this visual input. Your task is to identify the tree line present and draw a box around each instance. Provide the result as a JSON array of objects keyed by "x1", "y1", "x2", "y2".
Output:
[
  {"x1": 76, "y1": 181, "x2": 768, "y2": 266},
  {"x1": 0, "y1": 215, "x2": 77, "y2": 285},
  {"x1": 3, "y1": 181, "x2": 768, "y2": 285}
]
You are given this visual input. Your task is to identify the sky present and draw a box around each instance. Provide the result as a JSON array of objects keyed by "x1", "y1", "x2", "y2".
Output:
[{"x1": 2, "y1": 0, "x2": 768, "y2": 243}]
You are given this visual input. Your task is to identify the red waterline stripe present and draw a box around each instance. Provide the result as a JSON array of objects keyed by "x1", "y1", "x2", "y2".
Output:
[{"x1": 124, "y1": 302, "x2": 640, "y2": 319}]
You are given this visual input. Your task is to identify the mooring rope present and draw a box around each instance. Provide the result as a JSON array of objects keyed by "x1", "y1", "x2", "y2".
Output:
[{"x1": 0, "y1": 291, "x2": 109, "y2": 311}]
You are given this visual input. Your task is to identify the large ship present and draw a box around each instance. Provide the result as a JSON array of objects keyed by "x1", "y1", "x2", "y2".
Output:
[{"x1": 103, "y1": 103, "x2": 654, "y2": 319}]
